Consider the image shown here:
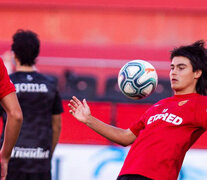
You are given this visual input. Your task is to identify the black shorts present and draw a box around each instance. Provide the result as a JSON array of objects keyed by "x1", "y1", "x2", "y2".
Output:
[
  {"x1": 6, "y1": 171, "x2": 51, "y2": 180},
  {"x1": 117, "y1": 174, "x2": 153, "y2": 180}
]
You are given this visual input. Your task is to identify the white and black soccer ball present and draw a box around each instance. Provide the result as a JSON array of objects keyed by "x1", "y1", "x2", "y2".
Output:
[{"x1": 118, "y1": 60, "x2": 158, "y2": 100}]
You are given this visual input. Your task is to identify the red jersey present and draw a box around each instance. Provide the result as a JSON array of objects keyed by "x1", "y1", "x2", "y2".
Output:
[
  {"x1": 119, "y1": 93, "x2": 207, "y2": 180},
  {"x1": 0, "y1": 58, "x2": 15, "y2": 99}
]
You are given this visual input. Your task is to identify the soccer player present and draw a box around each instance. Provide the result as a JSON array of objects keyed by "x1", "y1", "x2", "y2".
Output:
[
  {"x1": 0, "y1": 57, "x2": 23, "y2": 180},
  {"x1": 68, "y1": 40, "x2": 207, "y2": 180},
  {"x1": 0, "y1": 29, "x2": 63, "y2": 180}
]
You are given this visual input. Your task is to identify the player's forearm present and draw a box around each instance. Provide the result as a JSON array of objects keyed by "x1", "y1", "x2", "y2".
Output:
[
  {"x1": 85, "y1": 115, "x2": 135, "y2": 146},
  {"x1": 51, "y1": 114, "x2": 62, "y2": 154},
  {"x1": 51, "y1": 126, "x2": 61, "y2": 154},
  {"x1": 1, "y1": 112, "x2": 22, "y2": 159}
]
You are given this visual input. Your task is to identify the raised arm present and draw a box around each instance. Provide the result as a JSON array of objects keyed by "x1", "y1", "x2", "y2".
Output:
[{"x1": 68, "y1": 96, "x2": 136, "y2": 146}]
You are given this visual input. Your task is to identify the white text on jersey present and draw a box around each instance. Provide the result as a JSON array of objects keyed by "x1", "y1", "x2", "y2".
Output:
[
  {"x1": 15, "y1": 83, "x2": 48, "y2": 93},
  {"x1": 11, "y1": 147, "x2": 50, "y2": 159},
  {"x1": 147, "y1": 113, "x2": 183, "y2": 125}
]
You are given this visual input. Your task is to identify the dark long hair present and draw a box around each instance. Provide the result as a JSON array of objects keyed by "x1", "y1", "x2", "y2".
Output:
[{"x1": 170, "y1": 40, "x2": 207, "y2": 95}]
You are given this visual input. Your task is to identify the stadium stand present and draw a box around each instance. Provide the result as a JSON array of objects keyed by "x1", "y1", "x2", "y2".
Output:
[
  {"x1": 99, "y1": 76, "x2": 173, "y2": 103},
  {"x1": 62, "y1": 71, "x2": 97, "y2": 101},
  {"x1": 98, "y1": 76, "x2": 129, "y2": 102}
]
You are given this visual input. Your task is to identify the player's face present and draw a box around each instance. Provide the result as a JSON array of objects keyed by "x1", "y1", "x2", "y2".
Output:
[{"x1": 170, "y1": 56, "x2": 201, "y2": 95}]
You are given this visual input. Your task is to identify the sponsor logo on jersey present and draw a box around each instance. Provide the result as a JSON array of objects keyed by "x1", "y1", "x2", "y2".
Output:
[
  {"x1": 11, "y1": 147, "x2": 50, "y2": 159},
  {"x1": 178, "y1": 100, "x2": 189, "y2": 106},
  {"x1": 147, "y1": 109, "x2": 183, "y2": 125},
  {"x1": 162, "y1": 108, "x2": 168, "y2": 113},
  {"x1": 15, "y1": 83, "x2": 48, "y2": 93}
]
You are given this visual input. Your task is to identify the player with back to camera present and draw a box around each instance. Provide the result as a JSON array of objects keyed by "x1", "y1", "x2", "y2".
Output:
[
  {"x1": 0, "y1": 29, "x2": 64, "y2": 180},
  {"x1": 69, "y1": 40, "x2": 207, "y2": 180}
]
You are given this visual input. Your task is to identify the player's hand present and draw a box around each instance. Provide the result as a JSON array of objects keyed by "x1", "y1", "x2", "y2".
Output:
[
  {"x1": 68, "y1": 96, "x2": 91, "y2": 124},
  {"x1": 0, "y1": 152, "x2": 8, "y2": 180}
]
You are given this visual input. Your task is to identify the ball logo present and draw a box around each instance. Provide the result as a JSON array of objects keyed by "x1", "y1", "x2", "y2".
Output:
[{"x1": 145, "y1": 68, "x2": 155, "y2": 74}]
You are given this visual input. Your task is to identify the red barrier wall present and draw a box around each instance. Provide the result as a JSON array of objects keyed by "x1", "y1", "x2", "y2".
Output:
[
  {"x1": 1, "y1": 100, "x2": 206, "y2": 148},
  {"x1": 60, "y1": 101, "x2": 207, "y2": 149}
]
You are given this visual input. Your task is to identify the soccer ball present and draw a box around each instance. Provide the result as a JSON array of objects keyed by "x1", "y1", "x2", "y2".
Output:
[{"x1": 118, "y1": 60, "x2": 158, "y2": 100}]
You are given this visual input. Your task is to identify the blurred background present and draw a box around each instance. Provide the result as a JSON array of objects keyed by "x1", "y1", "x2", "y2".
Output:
[{"x1": 1, "y1": 0, "x2": 207, "y2": 179}]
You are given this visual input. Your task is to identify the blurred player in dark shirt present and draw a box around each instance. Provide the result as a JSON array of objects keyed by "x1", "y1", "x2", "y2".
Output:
[{"x1": 0, "y1": 29, "x2": 63, "y2": 180}]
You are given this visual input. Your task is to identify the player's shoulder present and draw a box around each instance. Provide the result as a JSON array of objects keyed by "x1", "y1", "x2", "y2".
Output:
[
  {"x1": 155, "y1": 96, "x2": 173, "y2": 104},
  {"x1": 196, "y1": 94, "x2": 207, "y2": 104},
  {"x1": 42, "y1": 73, "x2": 58, "y2": 82},
  {"x1": 40, "y1": 73, "x2": 58, "y2": 85},
  {"x1": 9, "y1": 72, "x2": 19, "y2": 80},
  {"x1": 147, "y1": 97, "x2": 171, "y2": 110},
  {"x1": 10, "y1": 72, "x2": 58, "y2": 84}
]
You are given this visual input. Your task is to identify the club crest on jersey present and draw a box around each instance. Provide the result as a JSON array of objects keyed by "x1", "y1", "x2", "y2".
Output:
[
  {"x1": 27, "y1": 74, "x2": 33, "y2": 81},
  {"x1": 178, "y1": 100, "x2": 189, "y2": 106}
]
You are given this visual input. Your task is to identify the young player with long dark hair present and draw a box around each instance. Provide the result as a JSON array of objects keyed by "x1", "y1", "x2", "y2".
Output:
[{"x1": 69, "y1": 40, "x2": 207, "y2": 180}]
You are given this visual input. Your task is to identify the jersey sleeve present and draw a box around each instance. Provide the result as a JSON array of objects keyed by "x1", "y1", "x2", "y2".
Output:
[
  {"x1": 52, "y1": 89, "x2": 64, "y2": 115},
  {"x1": 0, "y1": 58, "x2": 15, "y2": 99},
  {"x1": 130, "y1": 111, "x2": 147, "y2": 136},
  {"x1": 196, "y1": 97, "x2": 207, "y2": 130}
]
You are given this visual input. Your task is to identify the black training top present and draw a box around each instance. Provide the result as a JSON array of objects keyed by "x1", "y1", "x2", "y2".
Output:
[{"x1": 0, "y1": 71, "x2": 63, "y2": 173}]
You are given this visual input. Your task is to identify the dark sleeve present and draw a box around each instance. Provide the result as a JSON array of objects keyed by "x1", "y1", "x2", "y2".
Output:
[
  {"x1": 0, "y1": 105, "x2": 4, "y2": 116},
  {"x1": 52, "y1": 89, "x2": 64, "y2": 115}
]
